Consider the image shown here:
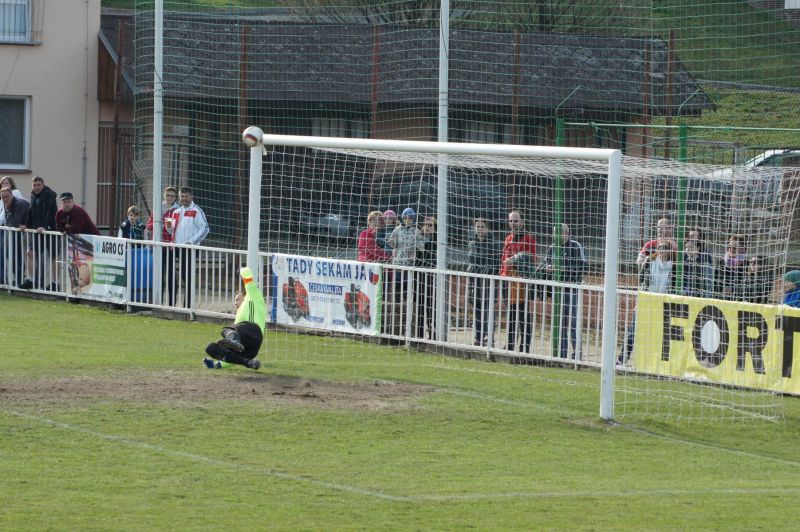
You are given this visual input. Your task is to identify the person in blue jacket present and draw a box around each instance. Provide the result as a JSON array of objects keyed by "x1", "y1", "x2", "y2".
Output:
[{"x1": 783, "y1": 270, "x2": 800, "y2": 308}]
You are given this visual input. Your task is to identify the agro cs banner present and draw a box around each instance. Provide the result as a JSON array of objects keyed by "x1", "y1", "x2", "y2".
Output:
[
  {"x1": 270, "y1": 253, "x2": 383, "y2": 335},
  {"x1": 632, "y1": 292, "x2": 800, "y2": 395},
  {"x1": 66, "y1": 234, "x2": 126, "y2": 303}
]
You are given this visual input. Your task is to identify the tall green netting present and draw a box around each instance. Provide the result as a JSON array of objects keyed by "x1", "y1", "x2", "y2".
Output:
[
  {"x1": 131, "y1": 0, "x2": 800, "y2": 251},
  {"x1": 128, "y1": 1, "x2": 800, "y2": 421}
]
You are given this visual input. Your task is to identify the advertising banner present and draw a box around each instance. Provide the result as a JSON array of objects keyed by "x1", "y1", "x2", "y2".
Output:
[
  {"x1": 66, "y1": 234, "x2": 127, "y2": 303},
  {"x1": 270, "y1": 253, "x2": 383, "y2": 335},
  {"x1": 632, "y1": 292, "x2": 800, "y2": 394}
]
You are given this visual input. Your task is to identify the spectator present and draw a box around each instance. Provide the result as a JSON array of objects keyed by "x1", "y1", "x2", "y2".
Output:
[
  {"x1": 166, "y1": 187, "x2": 209, "y2": 308},
  {"x1": 0, "y1": 176, "x2": 20, "y2": 193},
  {"x1": 622, "y1": 240, "x2": 676, "y2": 365},
  {"x1": 56, "y1": 191, "x2": 100, "y2": 292},
  {"x1": 56, "y1": 192, "x2": 100, "y2": 236},
  {"x1": 377, "y1": 209, "x2": 398, "y2": 252},
  {"x1": 639, "y1": 240, "x2": 676, "y2": 294},
  {"x1": 358, "y1": 210, "x2": 393, "y2": 335},
  {"x1": 682, "y1": 227, "x2": 713, "y2": 298},
  {"x1": 415, "y1": 216, "x2": 437, "y2": 340},
  {"x1": 545, "y1": 223, "x2": 587, "y2": 360},
  {"x1": 783, "y1": 270, "x2": 800, "y2": 308},
  {"x1": 467, "y1": 217, "x2": 501, "y2": 347},
  {"x1": 357, "y1": 210, "x2": 391, "y2": 263},
  {"x1": 717, "y1": 234, "x2": 747, "y2": 300},
  {"x1": 1, "y1": 187, "x2": 30, "y2": 286},
  {"x1": 146, "y1": 186, "x2": 179, "y2": 241},
  {"x1": 637, "y1": 217, "x2": 677, "y2": 267},
  {"x1": 500, "y1": 210, "x2": 536, "y2": 353},
  {"x1": 19, "y1": 176, "x2": 57, "y2": 290},
  {"x1": 118, "y1": 206, "x2": 146, "y2": 240},
  {"x1": 0, "y1": 177, "x2": 24, "y2": 285},
  {"x1": 386, "y1": 207, "x2": 423, "y2": 303},
  {"x1": 0, "y1": 176, "x2": 23, "y2": 223},
  {"x1": 148, "y1": 186, "x2": 180, "y2": 306},
  {"x1": 745, "y1": 255, "x2": 773, "y2": 305}
]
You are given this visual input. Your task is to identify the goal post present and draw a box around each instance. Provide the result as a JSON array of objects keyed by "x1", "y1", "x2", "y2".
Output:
[
  {"x1": 245, "y1": 128, "x2": 800, "y2": 422},
  {"x1": 600, "y1": 149, "x2": 622, "y2": 421},
  {"x1": 244, "y1": 130, "x2": 624, "y2": 420}
]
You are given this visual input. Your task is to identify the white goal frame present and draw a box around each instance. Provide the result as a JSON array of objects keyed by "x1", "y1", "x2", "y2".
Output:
[{"x1": 244, "y1": 130, "x2": 623, "y2": 421}]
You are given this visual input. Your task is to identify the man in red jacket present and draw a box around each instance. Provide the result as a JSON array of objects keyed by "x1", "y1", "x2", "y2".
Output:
[
  {"x1": 55, "y1": 192, "x2": 99, "y2": 236},
  {"x1": 500, "y1": 210, "x2": 536, "y2": 354},
  {"x1": 146, "y1": 186, "x2": 179, "y2": 307}
]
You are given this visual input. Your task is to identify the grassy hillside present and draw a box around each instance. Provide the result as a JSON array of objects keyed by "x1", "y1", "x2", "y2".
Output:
[
  {"x1": 104, "y1": 1, "x2": 800, "y2": 89},
  {"x1": 653, "y1": 0, "x2": 800, "y2": 88}
]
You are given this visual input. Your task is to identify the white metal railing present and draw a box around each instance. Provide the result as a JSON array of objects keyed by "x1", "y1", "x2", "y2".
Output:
[
  {"x1": 0, "y1": 227, "x2": 610, "y2": 367},
  {"x1": 378, "y1": 263, "x2": 606, "y2": 366},
  {"x1": 0, "y1": 228, "x2": 248, "y2": 320},
  {"x1": 0, "y1": 227, "x2": 65, "y2": 292}
]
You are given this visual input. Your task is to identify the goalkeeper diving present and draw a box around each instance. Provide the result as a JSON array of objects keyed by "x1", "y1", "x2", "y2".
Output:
[{"x1": 203, "y1": 266, "x2": 265, "y2": 370}]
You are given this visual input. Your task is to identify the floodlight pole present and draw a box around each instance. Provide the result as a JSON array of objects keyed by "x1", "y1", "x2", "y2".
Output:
[
  {"x1": 152, "y1": 0, "x2": 164, "y2": 306},
  {"x1": 599, "y1": 150, "x2": 622, "y2": 421},
  {"x1": 435, "y1": 0, "x2": 450, "y2": 341}
]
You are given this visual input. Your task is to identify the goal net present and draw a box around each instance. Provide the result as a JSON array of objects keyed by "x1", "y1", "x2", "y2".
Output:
[{"x1": 249, "y1": 133, "x2": 800, "y2": 423}]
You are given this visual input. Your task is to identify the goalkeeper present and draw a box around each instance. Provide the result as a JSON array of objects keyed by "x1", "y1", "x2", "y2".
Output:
[{"x1": 203, "y1": 267, "x2": 265, "y2": 370}]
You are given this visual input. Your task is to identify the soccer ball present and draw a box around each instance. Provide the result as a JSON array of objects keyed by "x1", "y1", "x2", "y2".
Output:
[{"x1": 242, "y1": 126, "x2": 264, "y2": 148}]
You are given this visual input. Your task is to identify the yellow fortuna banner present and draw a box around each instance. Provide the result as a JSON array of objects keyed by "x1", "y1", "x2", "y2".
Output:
[{"x1": 633, "y1": 292, "x2": 800, "y2": 395}]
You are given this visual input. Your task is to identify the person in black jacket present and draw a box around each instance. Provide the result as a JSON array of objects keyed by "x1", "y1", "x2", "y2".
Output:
[
  {"x1": 1, "y1": 187, "x2": 30, "y2": 286},
  {"x1": 467, "y1": 217, "x2": 501, "y2": 346},
  {"x1": 19, "y1": 176, "x2": 58, "y2": 290},
  {"x1": 682, "y1": 227, "x2": 713, "y2": 299},
  {"x1": 717, "y1": 234, "x2": 748, "y2": 300},
  {"x1": 415, "y1": 216, "x2": 438, "y2": 340},
  {"x1": 545, "y1": 224, "x2": 588, "y2": 359},
  {"x1": 744, "y1": 254, "x2": 773, "y2": 304}
]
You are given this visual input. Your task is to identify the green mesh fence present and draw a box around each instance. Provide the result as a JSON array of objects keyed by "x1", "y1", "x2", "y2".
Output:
[{"x1": 119, "y1": 0, "x2": 800, "y2": 251}]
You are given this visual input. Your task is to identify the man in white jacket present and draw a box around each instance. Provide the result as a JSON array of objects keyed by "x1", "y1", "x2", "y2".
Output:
[{"x1": 166, "y1": 187, "x2": 209, "y2": 307}]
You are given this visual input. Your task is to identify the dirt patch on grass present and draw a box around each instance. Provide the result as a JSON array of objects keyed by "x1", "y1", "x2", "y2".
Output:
[{"x1": 0, "y1": 370, "x2": 436, "y2": 411}]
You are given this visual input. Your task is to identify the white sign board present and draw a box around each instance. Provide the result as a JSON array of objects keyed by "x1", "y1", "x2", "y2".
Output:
[{"x1": 270, "y1": 254, "x2": 383, "y2": 335}]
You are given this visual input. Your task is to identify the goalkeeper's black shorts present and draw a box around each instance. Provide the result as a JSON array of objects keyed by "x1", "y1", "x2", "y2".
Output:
[{"x1": 223, "y1": 322, "x2": 263, "y2": 358}]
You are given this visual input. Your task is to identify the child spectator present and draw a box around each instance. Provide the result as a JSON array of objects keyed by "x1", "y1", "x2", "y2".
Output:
[
  {"x1": 118, "y1": 206, "x2": 146, "y2": 240},
  {"x1": 357, "y1": 210, "x2": 391, "y2": 263}
]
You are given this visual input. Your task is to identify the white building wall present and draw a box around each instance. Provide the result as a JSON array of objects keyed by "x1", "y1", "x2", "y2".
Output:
[{"x1": 0, "y1": 0, "x2": 101, "y2": 218}]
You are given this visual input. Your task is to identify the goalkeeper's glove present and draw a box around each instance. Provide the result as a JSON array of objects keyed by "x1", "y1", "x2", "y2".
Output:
[{"x1": 240, "y1": 266, "x2": 254, "y2": 283}]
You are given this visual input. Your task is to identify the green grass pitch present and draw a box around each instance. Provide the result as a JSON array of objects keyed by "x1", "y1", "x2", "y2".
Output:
[{"x1": 2, "y1": 293, "x2": 800, "y2": 529}]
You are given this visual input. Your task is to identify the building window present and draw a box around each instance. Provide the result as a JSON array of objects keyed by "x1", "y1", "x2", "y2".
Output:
[
  {"x1": 0, "y1": 0, "x2": 30, "y2": 43},
  {"x1": 0, "y1": 96, "x2": 29, "y2": 169},
  {"x1": 312, "y1": 117, "x2": 369, "y2": 139}
]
